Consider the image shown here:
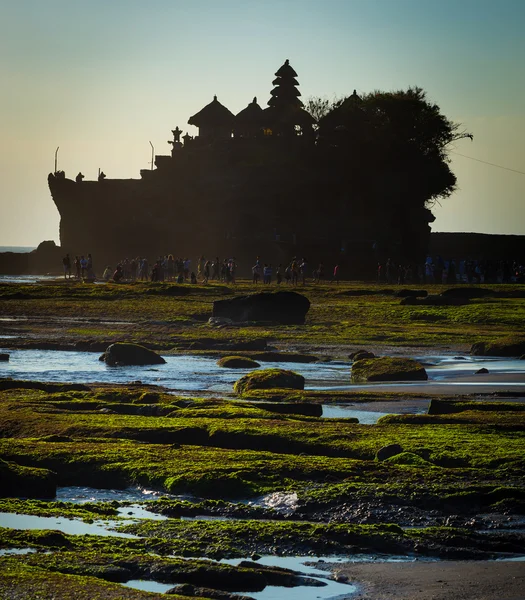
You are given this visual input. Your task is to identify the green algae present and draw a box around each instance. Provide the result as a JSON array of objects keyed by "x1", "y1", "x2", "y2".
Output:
[
  {"x1": 0, "y1": 558, "x2": 176, "y2": 600},
  {"x1": 217, "y1": 355, "x2": 261, "y2": 368},
  {"x1": 233, "y1": 369, "x2": 305, "y2": 394},
  {"x1": 0, "y1": 499, "x2": 119, "y2": 520},
  {"x1": 3, "y1": 281, "x2": 525, "y2": 349},
  {"x1": 351, "y1": 356, "x2": 428, "y2": 382}
]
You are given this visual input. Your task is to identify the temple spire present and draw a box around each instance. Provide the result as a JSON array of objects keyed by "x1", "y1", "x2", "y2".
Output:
[{"x1": 268, "y1": 59, "x2": 303, "y2": 109}]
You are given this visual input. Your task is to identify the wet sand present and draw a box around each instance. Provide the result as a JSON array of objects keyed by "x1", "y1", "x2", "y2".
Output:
[
  {"x1": 327, "y1": 560, "x2": 525, "y2": 600},
  {"x1": 323, "y1": 372, "x2": 525, "y2": 396}
]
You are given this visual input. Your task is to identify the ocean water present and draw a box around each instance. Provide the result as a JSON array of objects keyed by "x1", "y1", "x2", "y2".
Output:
[{"x1": 0, "y1": 246, "x2": 36, "y2": 253}]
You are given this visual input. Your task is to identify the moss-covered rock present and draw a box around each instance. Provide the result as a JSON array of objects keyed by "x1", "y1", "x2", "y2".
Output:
[
  {"x1": 471, "y1": 336, "x2": 525, "y2": 357},
  {"x1": 351, "y1": 357, "x2": 428, "y2": 382},
  {"x1": 376, "y1": 444, "x2": 403, "y2": 461},
  {"x1": 0, "y1": 459, "x2": 57, "y2": 499},
  {"x1": 233, "y1": 369, "x2": 305, "y2": 395},
  {"x1": 217, "y1": 356, "x2": 261, "y2": 369},
  {"x1": 100, "y1": 342, "x2": 166, "y2": 366},
  {"x1": 349, "y1": 350, "x2": 375, "y2": 360},
  {"x1": 385, "y1": 451, "x2": 434, "y2": 467}
]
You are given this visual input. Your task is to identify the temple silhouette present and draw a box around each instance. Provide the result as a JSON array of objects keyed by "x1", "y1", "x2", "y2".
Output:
[{"x1": 48, "y1": 60, "x2": 438, "y2": 275}]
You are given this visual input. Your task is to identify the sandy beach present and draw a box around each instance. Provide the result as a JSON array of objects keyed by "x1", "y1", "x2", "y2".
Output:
[{"x1": 327, "y1": 559, "x2": 525, "y2": 600}]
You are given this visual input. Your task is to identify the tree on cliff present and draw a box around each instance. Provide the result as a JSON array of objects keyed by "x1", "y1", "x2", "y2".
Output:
[
  {"x1": 307, "y1": 87, "x2": 472, "y2": 262},
  {"x1": 311, "y1": 86, "x2": 471, "y2": 207}
]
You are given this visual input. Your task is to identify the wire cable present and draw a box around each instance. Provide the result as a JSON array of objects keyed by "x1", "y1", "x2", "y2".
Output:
[{"x1": 451, "y1": 151, "x2": 525, "y2": 176}]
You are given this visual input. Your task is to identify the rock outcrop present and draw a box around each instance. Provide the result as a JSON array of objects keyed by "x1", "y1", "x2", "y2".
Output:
[
  {"x1": 233, "y1": 369, "x2": 305, "y2": 395},
  {"x1": 0, "y1": 459, "x2": 57, "y2": 499},
  {"x1": 100, "y1": 342, "x2": 166, "y2": 366},
  {"x1": 217, "y1": 356, "x2": 261, "y2": 369},
  {"x1": 213, "y1": 292, "x2": 310, "y2": 325},
  {"x1": 471, "y1": 337, "x2": 525, "y2": 357},
  {"x1": 351, "y1": 357, "x2": 428, "y2": 382}
]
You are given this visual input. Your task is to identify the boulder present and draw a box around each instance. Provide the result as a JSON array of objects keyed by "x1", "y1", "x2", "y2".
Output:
[
  {"x1": 471, "y1": 337, "x2": 525, "y2": 357},
  {"x1": 100, "y1": 342, "x2": 166, "y2": 366},
  {"x1": 475, "y1": 368, "x2": 489, "y2": 374},
  {"x1": 349, "y1": 350, "x2": 375, "y2": 360},
  {"x1": 213, "y1": 291, "x2": 310, "y2": 325},
  {"x1": 0, "y1": 459, "x2": 57, "y2": 498},
  {"x1": 217, "y1": 356, "x2": 261, "y2": 369},
  {"x1": 376, "y1": 443, "x2": 403, "y2": 461},
  {"x1": 351, "y1": 357, "x2": 428, "y2": 382},
  {"x1": 0, "y1": 353, "x2": 9, "y2": 361},
  {"x1": 234, "y1": 369, "x2": 305, "y2": 395}
]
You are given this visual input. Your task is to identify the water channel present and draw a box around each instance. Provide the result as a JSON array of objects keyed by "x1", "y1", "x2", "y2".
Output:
[{"x1": 1, "y1": 349, "x2": 524, "y2": 423}]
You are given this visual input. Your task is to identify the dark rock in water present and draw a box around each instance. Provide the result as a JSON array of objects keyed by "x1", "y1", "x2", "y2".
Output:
[
  {"x1": 213, "y1": 291, "x2": 310, "y2": 325},
  {"x1": 166, "y1": 584, "x2": 256, "y2": 599},
  {"x1": 0, "y1": 458, "x2": 57, "y2": 499},
  {"x1": 471, "y1": 337, "x2": 525, "y2": 357},
  {"x1": 234, "y1": 369, "x2": 305, "y2": 395},
  {"x1": 395, "y1": 289, "x2": 428, "y2": 298},
  {"x1": 351, "y1": 357, "x2": 428, "y2": 382},
  {"x1": 376, "y1": 443, "x2": 404, "y2": 461},
  {"x1": 100, "y1": 342, "x2": 166, "y2": 366},
  {"x1": 0, "y1": 353, "x2": 9, "y2": 361},
  {"x1": 217, "y1": 356, "x2": 261, "y2": 369},
  {"x1": 349, "y1": 350, "x2": 375, "y2": 360},
  {"x1": 475, "y1": 367, "x2": 489, "y2": 374}
]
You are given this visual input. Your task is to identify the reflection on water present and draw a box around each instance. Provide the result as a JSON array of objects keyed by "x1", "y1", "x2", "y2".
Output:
[
  {"x1": 0, "y1": 548, "x2": 36, "y2": 556},
  {"x1": 220, "y1": 555, "x2": 358, "y2": 600},
  {"x1": 2, "y1": 350, "x2": 525, "y2": 394},
  {"x1": 0, "y1": 349, "x2": 350, "y2": 393},
  {"x1": 0, "y1": 512, "x2": 137, "y2": 538},
  {"x1": 122, "y1": 580, "x2": 174, "y2": 593},
  {"x1": 56, "y1": 485, "x2": 173, "y2": 504}
]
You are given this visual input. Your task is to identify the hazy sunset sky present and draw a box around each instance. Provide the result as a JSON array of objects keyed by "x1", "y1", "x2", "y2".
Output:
[{"x1": 1, "y1": 0, "x2": 524, "y2": 246}]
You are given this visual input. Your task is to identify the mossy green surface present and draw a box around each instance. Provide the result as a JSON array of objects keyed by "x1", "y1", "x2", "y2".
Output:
[
  {"x1": 2, "y1": 281, "x2": 525, "y2": 349},
  {"x1": 233, "y1": 369, "x2": 305, "y2": 394},
  {"x1": 351, "y1": 357, "x2": 428, "y2": 382},
  {"x1": 217, "y1": 355, "x2": 261, "y2": 368},
  {"x1": 0, "y1": 559, "x2": 176, "y2": 600}
]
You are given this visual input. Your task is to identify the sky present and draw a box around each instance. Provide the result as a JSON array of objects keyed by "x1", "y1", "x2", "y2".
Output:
[{"x1": 1, "y1": 0, "x2": 524, "y2": 246}]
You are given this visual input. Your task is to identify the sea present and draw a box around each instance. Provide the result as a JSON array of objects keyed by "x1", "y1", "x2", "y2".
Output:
[{"x1": 0, "y1": 247, "x2": 36, "y2": 253}]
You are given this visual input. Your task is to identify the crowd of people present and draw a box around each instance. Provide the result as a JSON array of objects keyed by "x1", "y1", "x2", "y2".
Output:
[
  {"x1": 63, "y1": 252, "x2": 524, "y2": 285},
  {"x1": 378, "y1": 256, "x2": 525, "y2": 285},
  {"x1": 62, "y1": 253, "x2": 95, "y2": 281}
]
